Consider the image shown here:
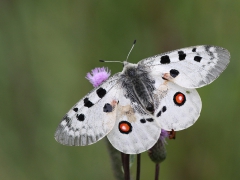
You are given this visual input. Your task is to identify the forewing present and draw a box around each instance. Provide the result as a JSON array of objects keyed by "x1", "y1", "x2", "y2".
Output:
[
  {"x1": 107, "y1": 88, "x2": 161, "y2": 154},
  {"x1": 55, "y1": 73, "x2": 121, "y2": 146},
  {"x1": 153, "y1": 79, "x2": 202, "y2": 131},
  {"x1": 139, "y1": 45, "x2": 230, "y2": 88}
]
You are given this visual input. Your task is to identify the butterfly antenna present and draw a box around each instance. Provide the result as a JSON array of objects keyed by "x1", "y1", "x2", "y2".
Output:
[
  {"x1": 99, "y1": 60, "x2": 122, "y2": 63},
  {"x1": 99, "y1": 40, "x2": 136, "y2": 63},
  {"x1": 126, "y1": 40, "x2": 136, "y2": 62}
]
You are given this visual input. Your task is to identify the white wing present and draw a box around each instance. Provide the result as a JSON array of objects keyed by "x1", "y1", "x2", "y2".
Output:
[
  {"x1": 55, "y1": 73, "x2": 121, "y2": 146},
  {"x1": 139, "y1": 45, "x2": 230, "y2": 88},
  {"x1": 152, "y1": 77, "x2": 202, "y2": 131},
  {"x1": 107, "y1": 88, "x2": 161, "y2": 154}
]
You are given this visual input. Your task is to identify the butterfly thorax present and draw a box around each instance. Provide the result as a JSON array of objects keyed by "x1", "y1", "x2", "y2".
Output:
[{"x1": 121, "y1": 63, "x2": 155, "y2": 114}]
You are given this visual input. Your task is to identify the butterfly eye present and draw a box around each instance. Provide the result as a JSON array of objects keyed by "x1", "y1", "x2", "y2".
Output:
[{"x1": 127, "y1": 68, "x2": 136, "y2": 77}]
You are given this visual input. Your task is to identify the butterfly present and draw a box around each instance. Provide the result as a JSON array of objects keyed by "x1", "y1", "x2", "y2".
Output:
[{"x1": 54, "y1": 44, "x2": 230, "y2": 154}]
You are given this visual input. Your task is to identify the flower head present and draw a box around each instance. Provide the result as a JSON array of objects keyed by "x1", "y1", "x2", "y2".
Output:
[
  {"x1": 148, "y1": 129, "x2": 169, "y2": 163},
  {"x1": 160, "y1": 129, "x2": 169, "y2": 144},
  {"x1": 86, "y1": 67, "x2": 111, "y2": 87}
]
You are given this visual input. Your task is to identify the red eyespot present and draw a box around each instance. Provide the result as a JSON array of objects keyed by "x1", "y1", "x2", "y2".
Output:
[
  {"x1": 173, "y1": 92, "x2": 186, "y2": 106},
  {"x1": 120, "y1": 123, "x2": 130, "y2": 131},
  {"x1": 176, "y1": 94, "x2": 184, "y2": 103},
  {"x1": 119, "y1": 121, "x2": 132, "y2": 134}
]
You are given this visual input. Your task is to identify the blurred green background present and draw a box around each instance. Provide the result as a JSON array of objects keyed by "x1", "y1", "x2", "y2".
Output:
[{"x1": 0, "y1": 0, "x2": 239, "y2": 179}]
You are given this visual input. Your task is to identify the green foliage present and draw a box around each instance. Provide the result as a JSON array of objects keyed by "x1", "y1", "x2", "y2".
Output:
[{"x1": 0, "y1": 1, "x2": 239, "y2": 179}]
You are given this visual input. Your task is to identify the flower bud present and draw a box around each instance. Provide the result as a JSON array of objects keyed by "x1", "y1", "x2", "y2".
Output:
[{"x1": 148, "y1": 129, "x2": 168, "y2": 163}]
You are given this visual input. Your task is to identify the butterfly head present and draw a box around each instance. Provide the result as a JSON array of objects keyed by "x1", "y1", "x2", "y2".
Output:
[{"x1": 122, "y1": 61, "x2": 138, "y2": 76}]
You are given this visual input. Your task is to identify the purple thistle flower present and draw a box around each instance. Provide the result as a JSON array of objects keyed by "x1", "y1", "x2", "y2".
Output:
[
  {"x1": 86, "y1": 67, "x2": 111, "y2": 87},
  {"x1": 160, "y1": 129, "x2": 169, "y2": 144}
]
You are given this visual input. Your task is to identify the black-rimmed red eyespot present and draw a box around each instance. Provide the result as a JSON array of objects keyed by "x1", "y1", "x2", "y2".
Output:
[
  {"x1": 173, "y1": 92, "x2": 186, "y2": 106},
  {"x1": 119, "y1": 121, "x2": 132, "y2": 134}
]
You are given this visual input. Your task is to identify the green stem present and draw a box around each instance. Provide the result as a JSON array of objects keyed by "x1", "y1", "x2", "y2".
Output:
[
  {"x1": 155, "y1": 163, "x2": 160, "y2": 180},
  {"x1": 136, "y1": 154, "x2": 141, "y2": 180},
  {"x1": 105, "y1": 140, "x2": 124, "y2": 180},
  {"x1": 121, "y1": 153, "x2": 130, "y2": 180}
]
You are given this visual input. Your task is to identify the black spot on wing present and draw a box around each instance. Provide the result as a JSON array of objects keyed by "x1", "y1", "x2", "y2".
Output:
[
  {"x1": 162, "y1": 106, "x2": 167, "y2": 112},
  {"x1": 96, "y1": 87, "x2": 106, "y2": 98},
  {"x1": 103, "y1": 103, "x2": 113, "y2": 112},
  {"x1": 160, "y1": 55, "x2": 170, "y2": 64},
  {"x1": 178, "y1": 51, "x2": 186, "y2": 60},
  {"x1": 73, "y1": 108, "x2": 78, "y2": 112},
  {"x1": 157, "y1": 111, "x2": 161, "y2": 117},
  {"x1": 194, "y1": 56, "x2": 202, "y2": 62},
  {"x1": 84, "y1": 98, "x2": 94, "y2": 108},
  {"x1": 146, "y1": 118, "x2": 154, "y2": 122},
  {"x1": 76, "y1": 114, "x2": 85, "y2": 121},
  {"x1": 156, "y1": 106, "x2": 167, "y2": 118},
  {"x1": 140, "y1": 118, "x2": 153, "y2": 123},
  {"x1": 192, "y1": 48, "x2": 196, "y2": 52},
  {"x1": 170, "y1": 69, "x2": 179, "y2": 78}
]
